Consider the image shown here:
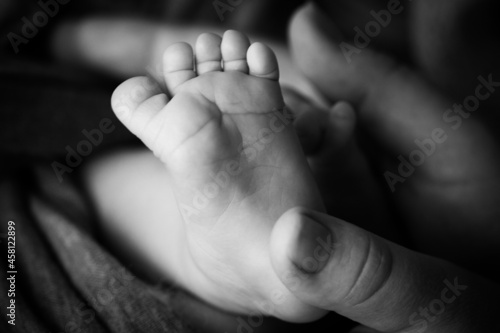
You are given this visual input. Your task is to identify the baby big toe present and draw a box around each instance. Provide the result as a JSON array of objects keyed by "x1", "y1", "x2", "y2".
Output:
[{"x1": 112, "y1": 76, "x2": 169, "y2": 146}]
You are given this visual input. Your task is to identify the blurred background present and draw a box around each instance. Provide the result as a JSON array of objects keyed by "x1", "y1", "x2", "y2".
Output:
[
  {"x1": 2, "y1": 1, "x2": 500, "y2": 332},
  {"x1": 0, "y1": 0, "x2": 306, "y2": 160}
]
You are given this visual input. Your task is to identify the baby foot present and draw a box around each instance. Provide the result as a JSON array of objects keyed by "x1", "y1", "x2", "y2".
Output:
[{"x1": 111, "y1": 30, "x2": 326, "y2": 322}]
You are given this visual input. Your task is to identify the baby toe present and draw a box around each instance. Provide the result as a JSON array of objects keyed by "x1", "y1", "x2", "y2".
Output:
[
  {"x1": 221, "y1": 30, "x2": 250, "y2": 73},
  {"x1": 247, "y1": 42, "x2": 279, "y2": 81},
  {"x1": 195, "y1": 33, "x2": 223, "y2": 75},
  {"x1": 163, "y1": 42, "x2": 197, "y2": 94},
  {"x1": 112, "y1": 76, "x2": 169, "y2": 140}
]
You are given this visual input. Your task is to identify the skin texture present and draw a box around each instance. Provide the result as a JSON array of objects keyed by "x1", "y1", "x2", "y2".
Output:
[
  {"x1": 71, "y1": 1, "x2": 500, "y2": 331},
  {"x1": 288, "y1": 2, "x2": 500, "y2": 277},
  {"x1": 100, "y1": 30, "x2": 328, "y2": 323},
  {"x1": 266, "y1": 2, "x2": 500, "y2": 332}
]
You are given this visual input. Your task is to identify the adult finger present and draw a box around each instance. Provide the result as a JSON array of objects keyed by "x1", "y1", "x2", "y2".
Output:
[{"x1": 270, "y1": 207, "x2": 500, "y2": 332}]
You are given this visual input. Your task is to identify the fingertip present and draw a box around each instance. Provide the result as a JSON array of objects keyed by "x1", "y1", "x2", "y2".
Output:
[
  {"x1": 330, "y1": 101, "x2": 356, "y2": 123},
  {"x1": 328, "y1": 101, "x2": 357, "y2": 144},
  {"x1": 270, "y1": 208, "x2": 337, "y2": 293},
  {"x1": 286, "y1": 211, "x2": 334, "y2": 275},
  {"x1": 295, "y1": 100, "x2": 357, "y2": 158},
  {"x1": 272, "y1": 209, "x2": 399, "y2": 323},
  {"x1": 270, "y1": 207, "x2": 302, "y2": 276}
]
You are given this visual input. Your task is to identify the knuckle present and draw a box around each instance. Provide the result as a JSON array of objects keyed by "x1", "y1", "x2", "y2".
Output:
[{"x1": 340, "y1": 234, "x2": 394, "y2": 307}]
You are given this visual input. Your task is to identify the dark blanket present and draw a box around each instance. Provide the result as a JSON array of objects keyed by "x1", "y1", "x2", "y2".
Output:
[
  {"x1": 0, "y1": 167, "x2": 196, "y2": 333},
  {"x1": 0, "y1": 62, "x2": 199, "y2": 332}
]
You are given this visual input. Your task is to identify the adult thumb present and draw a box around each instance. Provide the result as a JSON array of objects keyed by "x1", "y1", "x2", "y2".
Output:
[{"x1": 270, "y1": 208, "x2": 500, "y2": 332}]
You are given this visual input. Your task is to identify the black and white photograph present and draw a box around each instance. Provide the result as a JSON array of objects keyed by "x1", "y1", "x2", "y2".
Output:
[{"x1": 1, "y1": 0, "x2": 499, "y2": 332}]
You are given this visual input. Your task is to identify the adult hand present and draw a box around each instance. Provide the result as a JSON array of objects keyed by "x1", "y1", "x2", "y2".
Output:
[
  {"x1": 287, "y1": 2, "x2": 500, "y2": 278},
  {"x1": 270, "y1": 207, "x2": 500, "y2": 332},
  {"x1": 274, "y1": 3, "x2": 500, "y2": 330}
]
